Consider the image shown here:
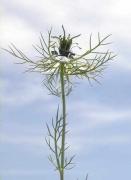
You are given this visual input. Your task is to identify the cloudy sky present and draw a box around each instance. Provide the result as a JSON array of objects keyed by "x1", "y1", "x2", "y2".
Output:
[{"x1": 0, "y1": 0, "x2": 131, "y2": 180}]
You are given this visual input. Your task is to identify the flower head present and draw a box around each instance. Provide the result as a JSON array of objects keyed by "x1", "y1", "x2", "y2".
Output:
[{"x1": 5, "y1": 26, "x2": 116, "y2": 96}]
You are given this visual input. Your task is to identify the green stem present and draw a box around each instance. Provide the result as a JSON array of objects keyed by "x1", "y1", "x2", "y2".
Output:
[{"x1": 60, "y1": 63, "x2": 66, "y2": 180}]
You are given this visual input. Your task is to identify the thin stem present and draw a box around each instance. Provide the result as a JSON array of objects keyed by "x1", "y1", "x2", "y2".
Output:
[{"x1": 60, "y1": 63, "x2": 66, "y2": 180}]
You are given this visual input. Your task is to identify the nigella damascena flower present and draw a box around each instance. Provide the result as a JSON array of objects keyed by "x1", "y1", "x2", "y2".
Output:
[{"x1": 4, "y1": 25, "x2": 115, "y2": 96}]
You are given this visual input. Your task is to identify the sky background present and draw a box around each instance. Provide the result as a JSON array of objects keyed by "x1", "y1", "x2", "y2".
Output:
[{"x1": 0, "y1": 0, "x2": 131, "y2": 180}]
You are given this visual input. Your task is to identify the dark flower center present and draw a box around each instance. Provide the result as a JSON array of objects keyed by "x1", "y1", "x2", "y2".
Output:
[{"x1": 59, "y1": 38, "x2": 75, "y2": 58}]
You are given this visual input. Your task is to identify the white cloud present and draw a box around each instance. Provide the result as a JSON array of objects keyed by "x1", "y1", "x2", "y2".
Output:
[
  {"x1": 0, "y1": 78, "x2": 52, "y2": 106},
  {"x1": 2, "y1": 0, "x2": 131, "y2": 37},
  {"x1": 0, "y1": 11, "x2": 39, "y2": 73},
  {"x1": 5, "y1": 0, "x2": 70, "y2": 22},
  {"x1": 0, "y1": 169, "x2": 48, "y2": 176},
  {"x1": 69, "y1": 135, "x2": 131, "y2": 152},
  {"x1": 0, "y1": 14, "x2": 36, "y2": 49},
  {"x1": 68, "y1": 101, "x2": 131, "y2": 128},
  {"x1": 1, "y1": 133, "x2": 44, "y2": 147},
  {"x1": 113, "y1": 55, "x2": 131, "y2": 71},
  {"x1": 1, "y1": 131, "x2": 130, "y2": 155}
]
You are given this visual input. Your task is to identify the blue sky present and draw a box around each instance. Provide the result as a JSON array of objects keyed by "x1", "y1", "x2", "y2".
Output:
[{"x1": 0, "y1": 0, "x2": 131, "y2": 180}]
